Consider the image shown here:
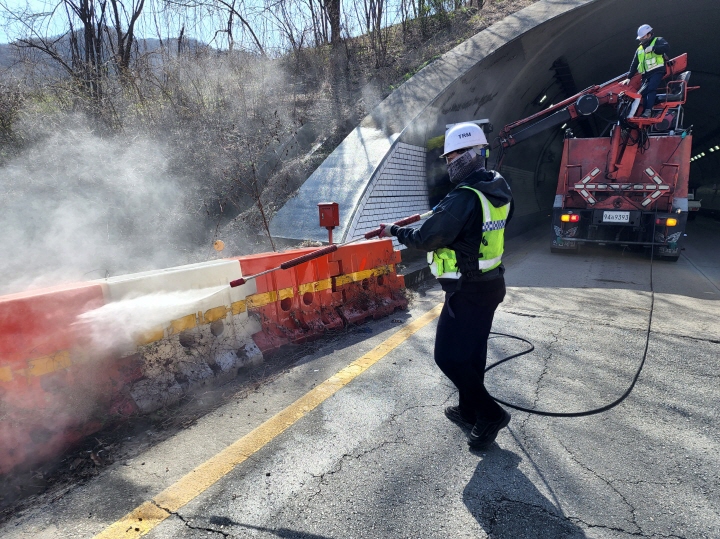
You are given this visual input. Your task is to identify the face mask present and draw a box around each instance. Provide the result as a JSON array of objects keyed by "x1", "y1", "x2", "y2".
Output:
[{"x1": 447, "y1": 149, "x2": 477, "y2": 184}]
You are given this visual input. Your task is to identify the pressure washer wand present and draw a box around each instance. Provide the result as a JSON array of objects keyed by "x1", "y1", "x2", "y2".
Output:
[{"x1": 229, "y1": 210, "x2": 433, "y2": 288}]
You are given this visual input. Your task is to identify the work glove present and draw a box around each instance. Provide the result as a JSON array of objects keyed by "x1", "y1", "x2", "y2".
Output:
[
  {"x1": 620, "y1": 78, "x2": 630, "y2": 86},
  {"x1": 379, "y1": 224, "x2": 394, "y2": 238}
]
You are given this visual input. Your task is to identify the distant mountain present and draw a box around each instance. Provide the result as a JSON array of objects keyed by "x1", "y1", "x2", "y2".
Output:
[
  {"x1": 0, "y1": 43, "x2": 17, "y2": 69},
  {"x1": 0, "y1": 34, "x2": 209, "y2": 76}
]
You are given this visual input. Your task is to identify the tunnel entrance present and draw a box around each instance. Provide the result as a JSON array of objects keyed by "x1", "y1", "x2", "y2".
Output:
[{"x1": 414, "y1": 0, "x2": 720, "y2": 232}]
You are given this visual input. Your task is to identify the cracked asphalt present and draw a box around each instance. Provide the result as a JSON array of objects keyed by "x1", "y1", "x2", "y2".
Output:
[{"x1": 2, "y1": 216, "x2": 719, "y2": 539}]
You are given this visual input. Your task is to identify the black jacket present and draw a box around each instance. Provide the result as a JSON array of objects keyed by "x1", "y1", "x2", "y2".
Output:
[
  {"x1": 629, "y1": 36, "x2": 670, "y2": 77},
  {"x1": 392, "y1": 166, "x2": 513, "y2": 295}
]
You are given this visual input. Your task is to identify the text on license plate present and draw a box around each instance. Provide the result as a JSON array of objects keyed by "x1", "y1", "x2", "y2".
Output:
[{"x1": 603, "y1": 211, "x2": 630, "y2": 223}]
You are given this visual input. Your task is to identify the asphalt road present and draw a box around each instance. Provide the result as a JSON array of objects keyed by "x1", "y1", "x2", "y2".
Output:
[{"x1": 3, "y1": 217, "x2": 719, "y2": 539}]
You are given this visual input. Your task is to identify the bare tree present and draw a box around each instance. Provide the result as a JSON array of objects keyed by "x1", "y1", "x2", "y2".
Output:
[
  {"x1": 324, "y1": 0, "x2": 340, "y2": 45},
  {"x1": 266, "y1": 0, "x2": 305, "y2": 51},
  {"x1": 357, "y1": 0, "x2": 387, "y2": 67},
  {"x1": 206, "y1": 0, "x2": 267, "y2": 55},
  {"x1": 1, "y1": 0, "x2": 147, "y2": 118},
  {"x1": 0, "y1": 81, "x2": 24, "y2": 151},
  {"x1": 108, "y1": 0, "x2": 145, "y2": 82}
]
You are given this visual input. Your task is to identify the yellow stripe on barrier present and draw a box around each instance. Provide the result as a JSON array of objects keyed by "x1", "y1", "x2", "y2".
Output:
[
  {"x1": 246, "y1": 290, "x2": 277, "y2": 309},
  {"x1": 203, "y1": 305, "x2": 229, "y2": 324},
  {"x1": 137, "y1": 327, "x2": 165, "y2": 346},
  {"x1": 1, "y1": 351, "x2": 74, "y2": 380},
  {"x1": 169, "y1": 313, "x2": 197, "y2": 335},
  {"x1": 231, "y1": 300, "x2": 247, "y2": 315},
  {"x1": 93, "y1": 302, "x2": 443, "y2": 539},
  {"x1": 0, "y1": 366, "x2": 13, "y2": 382},
  {"x1": 26, "y1": 351, "x2": 72, "y2": 377},
  {"x1": 279, "y1": 288, "x2": 294, "y2": 300},
  {"x1": 334, "y1": 265, "x2": 393, "y2": 287},
  {"x1": 298, "y1": 278, "x2": 333, "y2": 295},
  {"x1": 245, "y1": 287, "x2": 294, "y2": 309}
]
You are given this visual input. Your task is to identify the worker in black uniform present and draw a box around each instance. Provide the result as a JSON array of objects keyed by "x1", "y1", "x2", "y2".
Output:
[
  {"x1": 621, "y1": 24, "x2": 670, "y2": 118},
  {"x1": 379, "y1": 122, "x2": 513, "y2": 450}
]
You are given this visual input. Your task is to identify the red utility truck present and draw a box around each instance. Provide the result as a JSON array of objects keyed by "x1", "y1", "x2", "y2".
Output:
[{"x1": 497, "y1": 54, "x2": 694, "y2": 261}]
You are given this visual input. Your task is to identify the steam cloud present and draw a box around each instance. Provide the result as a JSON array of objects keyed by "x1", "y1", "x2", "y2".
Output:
[
  {"x1": 0, "y1": 124, "x2": 212, "y2": 295},
  {"x1": 74, "y1": 285, "x2": 228, "y2": 354}
]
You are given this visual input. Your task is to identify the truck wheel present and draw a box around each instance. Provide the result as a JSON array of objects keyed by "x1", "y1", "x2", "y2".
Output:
[{"x1": 688, "y1": 212, "x2": 697, "y2": 221}]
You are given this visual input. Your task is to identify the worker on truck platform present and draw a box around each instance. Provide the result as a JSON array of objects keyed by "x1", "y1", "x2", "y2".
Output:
[
  {"x1": 379, "y1": 122, "x2": 513, "y2": 450},
  {"x1": 621, "y1": 24, "x2": 670, "y2": 118}
]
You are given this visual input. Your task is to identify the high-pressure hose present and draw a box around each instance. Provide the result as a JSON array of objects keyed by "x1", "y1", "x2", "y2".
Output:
[
  {"x1": 485, "y1": 224, "x2": 658, "y2": 418},
  {"x1": 229, "y1": 211, "x2": 434, "y2": 288}
]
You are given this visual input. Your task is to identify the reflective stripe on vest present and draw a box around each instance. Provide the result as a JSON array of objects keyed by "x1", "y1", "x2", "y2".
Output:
[
  {"x1": 427, "y1": 187, "x2": 510, "y2": 279},
  {"x1": 637, "y1": 38, "x2": 665, "y2": 74}
]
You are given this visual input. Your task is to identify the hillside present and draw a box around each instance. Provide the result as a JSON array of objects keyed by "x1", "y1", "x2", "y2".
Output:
[{"x1": 0, "y1": 1, "x2": 534, "y2": 294}]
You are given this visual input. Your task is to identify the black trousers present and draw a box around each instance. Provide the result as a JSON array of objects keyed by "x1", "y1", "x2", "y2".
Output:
[{"x1": 434, "y1": 288, "x2": 505, "y2": 423}]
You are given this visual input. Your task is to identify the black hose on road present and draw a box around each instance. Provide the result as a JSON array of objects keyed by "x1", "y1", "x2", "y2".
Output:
[{"x1": 486, "y1": 228, "x2": 658, "y2": 418}]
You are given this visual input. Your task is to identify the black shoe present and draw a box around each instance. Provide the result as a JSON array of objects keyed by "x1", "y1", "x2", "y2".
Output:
[
  {"x1": 444, "y1": 406, "x2": 476, "y2": 429},
  {"x1": 468, "y1": 410, "x2": 511, "y2": 449}
]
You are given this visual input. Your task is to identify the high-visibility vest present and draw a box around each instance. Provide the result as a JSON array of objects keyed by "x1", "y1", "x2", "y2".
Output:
[
  {"x1": 427, "y1": 186, "x2": 510, "y2": 279},
  {"x1": 637, "y1": 38, "x2": 665, "y2": 74}
]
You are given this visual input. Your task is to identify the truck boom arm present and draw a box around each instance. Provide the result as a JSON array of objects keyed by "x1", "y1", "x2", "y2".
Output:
[{"x1": 496, "y1": 54, "x2": 688, "y2": 150}]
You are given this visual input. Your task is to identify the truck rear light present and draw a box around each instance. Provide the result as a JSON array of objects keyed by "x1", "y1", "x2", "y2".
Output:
[
  {"x1": 561, "y1": 214, "x2": 580, "y2": 223},
  {"x1": 655, "y1": 217, "x2": 678, "y2": 226}
]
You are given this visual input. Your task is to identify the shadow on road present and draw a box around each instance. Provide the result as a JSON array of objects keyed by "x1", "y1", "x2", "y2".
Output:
[
  {"x1": 463, "y1": 446, "x2": 586, "y2": 539},
  {"x1": 206, "y1": 517, "x2": 335, "y2": 538}
]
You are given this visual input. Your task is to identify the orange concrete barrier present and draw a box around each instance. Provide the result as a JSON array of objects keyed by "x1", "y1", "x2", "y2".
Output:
[
  {"x1": 237, "y1": 239, "x2": 407, "y2": 354},
  {"x1": 0, "y1": 283, "x2": 119, "y2": 474},
  {"x1": 0, "y1": 261, "x2": 258, "y2": 474},
  {"x1": 238, "y1": 247, "x2": 342, "y2": 353},
  {"x1": 329, "y1": 241, "x2": 406, "y2": 325},
  {"x1": 0, "y1": 240, "x2": 407, "y2": 474}
]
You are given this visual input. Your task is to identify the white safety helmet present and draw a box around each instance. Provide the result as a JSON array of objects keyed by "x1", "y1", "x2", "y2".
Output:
[
  {"x1": 439, "y1": 122, "x2": 488, "y2": 158},
  {"x1": 636, "y1": 24, "x2": 653, "y2": 40}
]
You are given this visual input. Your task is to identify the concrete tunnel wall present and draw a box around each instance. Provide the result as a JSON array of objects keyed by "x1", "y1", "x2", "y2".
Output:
[{"x1": 270, "y1": 0, "x2": 720, "y2": 244}]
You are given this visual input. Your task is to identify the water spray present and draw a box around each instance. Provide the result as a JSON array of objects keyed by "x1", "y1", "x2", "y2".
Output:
[{"x1": 229, "y1": 210, "x2": 433, "y2": 288}]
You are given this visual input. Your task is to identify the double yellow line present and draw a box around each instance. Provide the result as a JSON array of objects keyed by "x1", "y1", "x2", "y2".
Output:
[{"x1": 94, "y1": 303, "x2": 442, "y2": 539}]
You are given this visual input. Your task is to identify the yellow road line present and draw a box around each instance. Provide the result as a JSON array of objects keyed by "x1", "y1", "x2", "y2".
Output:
[{"x1": 93, "y1": 303, "x2": 443, "y2": 539}]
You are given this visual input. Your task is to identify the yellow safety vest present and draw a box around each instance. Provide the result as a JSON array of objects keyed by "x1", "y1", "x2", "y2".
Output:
[
  {"x1": 637, "y1": 38, "x2": 665, "y2": 74},
  {"x1": 427, "y1": 186, "x2": 510, "y2": 279}
]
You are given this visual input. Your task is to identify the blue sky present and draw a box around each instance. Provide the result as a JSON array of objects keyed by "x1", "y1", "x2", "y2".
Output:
[
  {"x1": 1, "y1": 0, "x2": 70, "y2": 44},
  {"x1": 1, "y1": 0, "x2": 221, "y2": 46},
  {"x1": 1, "y1": 0, "x2": 408, "y2": 48}
]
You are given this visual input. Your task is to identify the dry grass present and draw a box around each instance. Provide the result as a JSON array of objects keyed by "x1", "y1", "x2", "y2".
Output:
[{"x1": 0, "y1": 1, "x2": 536, "y2": 279}]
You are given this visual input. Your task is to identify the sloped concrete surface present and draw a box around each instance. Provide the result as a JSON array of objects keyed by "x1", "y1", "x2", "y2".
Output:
[
  {"x1": 270, "y1": 0, "x2": 598, "y2": 244},
  {"x1": 269, "y1": 127, "x2": 398, "y2": 243}
]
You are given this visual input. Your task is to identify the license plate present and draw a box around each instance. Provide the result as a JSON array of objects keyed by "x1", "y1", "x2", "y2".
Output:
[{"x1": 602, "y1": 211, "x2": 630, "y2": 223}]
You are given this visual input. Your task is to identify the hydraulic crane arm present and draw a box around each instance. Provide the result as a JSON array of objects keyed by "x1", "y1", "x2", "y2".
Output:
[{"x1": 496, "y1": 54, "x2": 688, "y2": 150}]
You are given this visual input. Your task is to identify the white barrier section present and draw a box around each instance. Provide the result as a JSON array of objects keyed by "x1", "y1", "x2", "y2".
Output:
[{"x1": 87, "y1": 260, "x2": 261, "y2": 412}]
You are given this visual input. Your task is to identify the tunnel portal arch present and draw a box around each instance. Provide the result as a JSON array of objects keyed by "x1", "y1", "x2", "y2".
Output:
[{"x1": 270, "y1": 0, "x2": 720, "y2": 244}]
